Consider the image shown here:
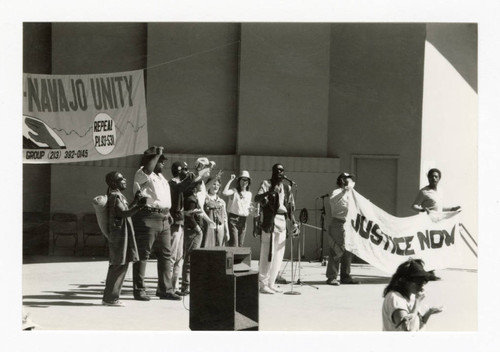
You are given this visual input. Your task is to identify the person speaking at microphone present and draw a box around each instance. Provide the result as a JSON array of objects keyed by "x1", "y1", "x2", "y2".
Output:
[
  {"x1": 325, "y1": 172, "x2": 360, "y2": 286},
  {"x1": 254, "y1": 163, "x2": 298, "y2": 294}
]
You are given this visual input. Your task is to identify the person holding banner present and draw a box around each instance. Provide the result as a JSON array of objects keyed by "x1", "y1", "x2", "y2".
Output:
[
  {"x1": 411, "y1": 168, "x2": 461, "y2": 213},
  {"x1": 254, "y1": 163, "x2": 298, "y2": 294},
  {"x1": 382, "y1": 258, "x2": 443, "y2": 331},
  {"x1": 102, "y1": 171, "x2": 146, "y2": 307},
  {"x1": 132, "y1": 146, "x2": 180, "y2": 301},
  {"x1": 325, "y1": 172, "x2": 360, "y2": 286}
]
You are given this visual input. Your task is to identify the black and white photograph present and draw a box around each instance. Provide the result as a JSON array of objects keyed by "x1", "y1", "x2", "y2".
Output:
[{"x1": 3, "y1": 1, "x2": 500, "y2": 351}]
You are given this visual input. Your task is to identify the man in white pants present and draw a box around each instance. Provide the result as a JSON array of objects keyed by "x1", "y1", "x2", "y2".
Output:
[{"x1": 254, "y1": 164, "x2": 298, "y2": 294}]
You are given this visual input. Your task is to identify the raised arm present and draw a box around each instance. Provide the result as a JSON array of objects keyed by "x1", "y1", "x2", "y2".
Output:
[
  {"x1": 222, "y1": 174, "x2": 236, "y2": 196},
  {"x1": 142, "y1": 146, "x2": 163, "y2": 175}
]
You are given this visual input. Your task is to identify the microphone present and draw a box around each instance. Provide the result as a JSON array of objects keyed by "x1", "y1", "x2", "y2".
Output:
[
  {"x1": 282, "y1": 175, "x2": 297, "y2": 185},
  {"x1": 316, "y1": 193, "x2": 329, "y2": 199}
]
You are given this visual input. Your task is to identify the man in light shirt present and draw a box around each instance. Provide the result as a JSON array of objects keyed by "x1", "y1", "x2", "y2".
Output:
[
  {"x1": 325, "y1": 172, "x2": 360, "y2": 286},
  {"x1": 132, "y1": 146, "x2": 180, "y2": 301},
  {"x1": 411, "y1": 168, "x2": 461, "y2": 213}
]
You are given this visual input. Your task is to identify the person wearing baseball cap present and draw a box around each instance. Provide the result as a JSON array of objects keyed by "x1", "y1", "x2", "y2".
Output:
[
  {"x1": 325, "y1": 172, "x2": 360, "y2": 286},
  {"x1": 167, "y1": 161, "x2": 205, "y2": 296},
  {"x1": 382, "y1": 258, "x2": 443, "y2": 331}
]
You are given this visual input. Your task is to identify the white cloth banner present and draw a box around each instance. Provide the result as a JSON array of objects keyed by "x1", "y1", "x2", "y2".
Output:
[
  {"x1": 22, "y1": 70, "x2": 148, "y2": 163},
  {"x1": 344, "y1": 190, "x2": 474, "y2": 274}
]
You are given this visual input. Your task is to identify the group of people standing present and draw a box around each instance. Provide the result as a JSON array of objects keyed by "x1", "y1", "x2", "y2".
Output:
[
  {"x1": 100, "y1": 145, "x2": 455, "y2": 332},
  {"x1": 100, "y1": 146, "x2": 256, "y2": 306}
]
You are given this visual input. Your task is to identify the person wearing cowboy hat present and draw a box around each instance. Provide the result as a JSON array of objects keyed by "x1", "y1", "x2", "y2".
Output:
[
  {"x1": 222, "y1": 170, "x2": 253, "y2": 247},
  {"x1": 193, "y1": 157, "x2": 222, "y2": 210},
  {"x1": 325, "y1": 172, "x2": 360, "y2": 286},
  {"x1": 382, "y1": 258, "x2": 443, "y2": 331},
  {"x1": 131, "y1": 146, "x2": 180, "y2": 301}
]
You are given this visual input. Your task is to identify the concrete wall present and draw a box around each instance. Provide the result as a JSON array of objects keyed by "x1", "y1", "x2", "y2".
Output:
[
  {"x1": 421, "y1": 24, "x2": 478, "y2": 243},
  {"x1": 146, "y1": 23, "x2": 240, "y2": 154},
  {"x1": 238, "y1": 23, "x2": 331, "y2": 157},
  {"x1": 328, "y1": 23, "x2": 426, "y2": 217}
]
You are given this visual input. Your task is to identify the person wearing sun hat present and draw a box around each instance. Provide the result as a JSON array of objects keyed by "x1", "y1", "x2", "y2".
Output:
[
  {"x1": 382, "y1": 258, "x2": 443, "y2": 331},
  {"x1": 222, "y1": 170, "x2": 253, "y2": 247}
]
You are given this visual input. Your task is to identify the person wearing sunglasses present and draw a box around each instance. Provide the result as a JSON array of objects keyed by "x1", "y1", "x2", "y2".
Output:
[
  {"x1": 102, "y1": 171, "x2": 146, "y2": 307},
  {"x1": 254, "y1": 164, "x2": 298, "y2": 294},
  {"x1": 382, "y1": 258, "x2": 443, "y2": 331}
]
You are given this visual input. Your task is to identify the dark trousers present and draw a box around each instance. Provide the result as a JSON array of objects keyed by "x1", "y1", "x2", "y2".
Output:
[
  {"x1": 181, "y1": 226, "x2": 203, "y2": 290},
  {"x1": 325, "y1": 218, "x2": 353, "y2": 281},
  {"x1": 103, "y1": 263, "x2": 129, "y2": 302},
  {"x1": 132, "y1": 211, "x2": 173, "y2": 295},
  {"x1": 227, "y1": 213, "x2": 248, "y2": 247}
]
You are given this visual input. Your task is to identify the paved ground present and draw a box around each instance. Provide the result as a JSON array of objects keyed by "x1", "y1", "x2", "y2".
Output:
[{"x1": 21, "y1": 255, "x2": 477, "y2": 332}]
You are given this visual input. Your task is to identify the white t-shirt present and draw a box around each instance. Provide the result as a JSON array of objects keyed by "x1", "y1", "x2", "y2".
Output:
[
  {"x1": 227, "y1": 189, "x2": 252, "y2": 216},
  {"x1": 413, "y1": 186, "x2": 444, "y2": 211},
  {"x1": 329, "y1": 187, "x2": 350, "y2": 220},
  {"x1": 133, "y1": 167, "x2": 171, "y2": 209},
  {"x1": 382, "y1": 291, "x2": 423, "y2": 331}
]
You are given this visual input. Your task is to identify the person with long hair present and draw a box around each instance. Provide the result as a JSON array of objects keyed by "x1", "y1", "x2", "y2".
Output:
[
  {"x1": 222, "y1": 170, "x2": 252, "y2": 247},
  {"x1": 102, "y1": 171, "x2": 146, "y2": 306},
  {"x1": 382, "y1": 258, "x2": 443, "y2": 331}
]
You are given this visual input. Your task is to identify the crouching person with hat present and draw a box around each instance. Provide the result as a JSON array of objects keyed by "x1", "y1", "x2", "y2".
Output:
[
  {"x1": 102, "y1": 171, "x2": 147, "y2": 307},
  {"x1": 382, "y1": 259, "x2": 443, "y2": 331},
  {"x1": 132, "y1": 146, "x2": 181, "y2": 301}
]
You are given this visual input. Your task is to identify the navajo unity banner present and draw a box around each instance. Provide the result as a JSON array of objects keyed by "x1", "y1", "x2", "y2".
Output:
[
  {"x1": 22, "y1": 70, "x2": 148, "y2": 163},
  {"x1": 344, "y1": 190, "x2": 472, "y2": 274}
]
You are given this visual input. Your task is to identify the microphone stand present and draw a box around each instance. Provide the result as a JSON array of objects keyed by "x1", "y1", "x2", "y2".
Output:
[
  {"x1": 295, "y1": 222, "x2": 319, "y2": 290},
  {"x1": 319, "y1": 196, "x2": 327, "y2": 264},
  {"x1": 283, "y1": 178, "x2": 301, "y2": 295}
]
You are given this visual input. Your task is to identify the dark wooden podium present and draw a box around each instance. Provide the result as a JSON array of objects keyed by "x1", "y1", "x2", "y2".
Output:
[{"x1": 189, "y1": 247, "x2": 259, "y2": 331}]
